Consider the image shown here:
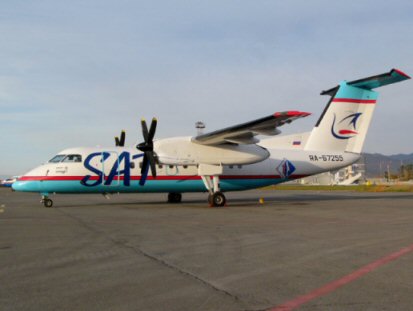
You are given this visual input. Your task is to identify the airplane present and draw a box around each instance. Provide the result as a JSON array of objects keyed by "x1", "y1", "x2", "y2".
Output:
[{"x1": 12, "y1": 69, "x2": 410, "y2": 207}]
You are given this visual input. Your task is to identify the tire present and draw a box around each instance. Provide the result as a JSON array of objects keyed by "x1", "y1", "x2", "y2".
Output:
[
  {"x1": 168, "y1": 192, "x2": 182, "y2": 203},
  {"x1": 212, "y1": 192, "x2": 226, "y2": 207},
  {"x1": 44, "y1": 199, "x2": 53, "y2": 208}
]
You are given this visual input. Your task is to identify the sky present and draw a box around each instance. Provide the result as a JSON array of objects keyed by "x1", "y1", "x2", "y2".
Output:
[{"x1": 1, "y1": 0, "x2": 412, "y2": 175}]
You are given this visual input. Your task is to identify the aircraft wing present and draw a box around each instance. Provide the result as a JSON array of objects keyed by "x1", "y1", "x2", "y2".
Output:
[{"x1": 192, "y1": 111, "x2": 311, "y2": 145}]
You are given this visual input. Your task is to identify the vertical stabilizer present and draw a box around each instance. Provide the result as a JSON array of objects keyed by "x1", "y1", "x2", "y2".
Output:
[{"x1": 305, "y1": 69, "x2": 410, "y2": 154}]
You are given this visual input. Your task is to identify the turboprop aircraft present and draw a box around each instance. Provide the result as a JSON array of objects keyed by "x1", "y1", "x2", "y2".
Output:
[{"x1": 12, "y1": 69, "x2": 410, "y2": 207}]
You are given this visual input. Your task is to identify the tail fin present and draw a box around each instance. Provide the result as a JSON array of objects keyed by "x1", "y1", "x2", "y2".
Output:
[{"x1": 305, "y1": 69, "x2": 410, "y2": 153}]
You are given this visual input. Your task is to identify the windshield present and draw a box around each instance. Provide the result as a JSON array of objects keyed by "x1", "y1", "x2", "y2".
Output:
[
  {"x1": 62, "y1": 154, "x2": 82, "y2": 163},
  {"x1": 49, "y1": 155, "x2": 66, "y2": 163}
]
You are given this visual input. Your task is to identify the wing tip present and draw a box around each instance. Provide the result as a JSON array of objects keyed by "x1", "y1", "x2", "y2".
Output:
[
  {"x1": 274, "y1": 111, "x2": 311, "y2": 118},
  {"x1": 392, "y1": 68, "x2": 411, "y2": 79}
]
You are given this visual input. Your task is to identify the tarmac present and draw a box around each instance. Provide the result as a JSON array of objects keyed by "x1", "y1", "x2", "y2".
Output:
[{"x1": 0, "y1": 187, "x2": 412, "y2": 311}]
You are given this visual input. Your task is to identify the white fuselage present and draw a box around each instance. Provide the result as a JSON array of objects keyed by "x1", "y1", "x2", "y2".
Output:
[
  {"x1": 10, "y1": 68, "x2": 409, "y2": 207},
  {"x1": 12, "y1": 136, "x2": 360, "y2": 194}
]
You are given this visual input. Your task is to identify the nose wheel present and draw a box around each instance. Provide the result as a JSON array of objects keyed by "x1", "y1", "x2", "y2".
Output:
[
  {"x1": 41, "y1": 195, "x2": 53, "y2": 208},
  {"x1": 44, "y1": 199, "x2": 53, "y2": 208}
]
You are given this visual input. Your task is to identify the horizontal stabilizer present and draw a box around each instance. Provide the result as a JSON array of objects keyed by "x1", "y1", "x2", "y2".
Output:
[{"x1": 321, "y1": 69, "x2": 410, "y2": 96}]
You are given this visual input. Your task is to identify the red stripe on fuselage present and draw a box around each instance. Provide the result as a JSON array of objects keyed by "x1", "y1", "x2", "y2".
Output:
[
  {"x1": 18, "y1": 174, "x2": 309, "y2": 182},
  {"x1": 18, "y1": 176, "x2": 86, "y2": 181}
]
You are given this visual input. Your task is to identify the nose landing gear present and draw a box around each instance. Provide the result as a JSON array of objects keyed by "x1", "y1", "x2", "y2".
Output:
[{"x1": 41, "y1": 194, "x2": 53, "y2": 208}]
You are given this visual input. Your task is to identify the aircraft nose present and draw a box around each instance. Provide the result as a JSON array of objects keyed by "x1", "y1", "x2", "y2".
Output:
[
  {"x1": 12, "y1": 178, "x2": 34, "y2": 192},
  {"x1": 12, "y1": 178, "x2": 42, "y2": 192},
  {"x1": 12, "y1": 180, "x2": 23, "y2": 191}
]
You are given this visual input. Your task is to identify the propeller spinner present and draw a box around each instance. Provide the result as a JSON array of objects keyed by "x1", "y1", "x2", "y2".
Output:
[{"x1": 137, "y1": 118, "x2": 158, "y2": 186}]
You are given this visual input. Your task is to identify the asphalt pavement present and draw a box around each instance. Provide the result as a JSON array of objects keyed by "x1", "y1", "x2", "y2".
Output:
[{"x1": 1, "y1": 188, "x2": 412, "y2": 311}]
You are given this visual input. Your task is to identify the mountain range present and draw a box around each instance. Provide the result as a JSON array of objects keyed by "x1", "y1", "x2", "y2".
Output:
[{"x1": 361, "y1": 153, "x2": 413, "y2": 178}]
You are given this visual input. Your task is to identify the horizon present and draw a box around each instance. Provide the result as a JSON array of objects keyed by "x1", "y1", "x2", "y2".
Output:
[{"x1": 2, "y1": 151, "x2": 413, "y2": 178}]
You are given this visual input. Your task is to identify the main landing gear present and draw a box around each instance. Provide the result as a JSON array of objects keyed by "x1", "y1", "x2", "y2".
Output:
[
  {"x1": 208, "y1": 191, "x2": 226, "y2": 207},
  {"x1": 202, "y1": 175, "x2": 226, "y2": 207},
  {"x1": 167, "y1": 191, "x2": 226, "y2": 207},
  {"x1": 166, "y1": 174, "x2": 227, "y2": 207},
  {"x1": 167, "y1": 162, "x2": 227, "y2": 207},
  {"x1": 41, "y1": 194, "x2": 53, "y2": 208},
  {"x1": 168, "y1": 192, "x2": 182, "y2": 203}
]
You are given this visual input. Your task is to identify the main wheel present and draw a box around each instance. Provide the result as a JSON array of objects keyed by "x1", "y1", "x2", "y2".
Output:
[
  {"x1": 44, "y1": 199, "x2": 53, "y2": 208},
  {"x1": 168, "y1": 192, "x2": 182, "y2": 203},
  {"x1": 211, "y1": 192, "x2": 226, "y2": 207}
]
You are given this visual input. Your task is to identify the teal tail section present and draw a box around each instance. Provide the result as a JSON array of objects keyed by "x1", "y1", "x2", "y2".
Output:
[
  {"x1": 305, "y1": 69, "x2": 410, "y2": 154},
  {"x1": 321, "y1": 69, "x2": 410, "y2": 96}
]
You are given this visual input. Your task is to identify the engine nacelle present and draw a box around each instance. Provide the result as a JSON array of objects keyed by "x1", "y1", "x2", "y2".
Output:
[{"x1": 154, "y1": 137, "x2": 269, "y2": 165}]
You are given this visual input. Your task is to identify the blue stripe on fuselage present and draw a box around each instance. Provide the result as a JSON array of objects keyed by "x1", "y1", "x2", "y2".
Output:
[{"x1": 12, "y1": 178, "x2": 286, "y2": 194}]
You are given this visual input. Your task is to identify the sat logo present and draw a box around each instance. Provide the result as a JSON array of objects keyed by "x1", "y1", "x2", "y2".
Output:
[
  {"x1": 331, "y1": 112, "x2": 362, "y2": 140},
  {"x1": 277, "y1": 159, "x2": 296, "y2": 179}
]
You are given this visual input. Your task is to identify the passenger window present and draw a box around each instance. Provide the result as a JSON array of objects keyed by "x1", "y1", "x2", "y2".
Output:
[
  {"x1": 49, "y1": 155, "x2": 66, "y2": 163},
  {"x1": 62, "y1": 154, "x2": 82, "y2": 163}
]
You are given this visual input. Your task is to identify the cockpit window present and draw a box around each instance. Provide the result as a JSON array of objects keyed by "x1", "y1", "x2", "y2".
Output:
[
  {"x1": 62, "y1": 154, "x2": 82, "y2": 163},
  {"x1": 49, "y1": 155, "x2": 66, "y2": 163}
]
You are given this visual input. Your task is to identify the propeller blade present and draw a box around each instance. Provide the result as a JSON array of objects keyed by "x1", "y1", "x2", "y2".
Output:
[
  {"x1": 148, "y1": 118, "x2": 157, "y2": 142},
  {"x1": 115, "y1": 130, "x2": 126, "y2": 147},
  {"x1": 141, "y1": 119, "x2": 149, "y2": 142},
  {"x1": 147, "y1": 151, "x2": 157, "y2": 178},
  {"x1": 137, "y1": 117, "x2": 158, "y2": 186},
  {"x1": 139, "y1": 154, "x2": 149, "y2": 186},
  {"x1": 139, "y1": 165, "x2": 149, "y2": 186},
  {"x1": 140, "y1": 153, "x2": 149, "y2": 175}
]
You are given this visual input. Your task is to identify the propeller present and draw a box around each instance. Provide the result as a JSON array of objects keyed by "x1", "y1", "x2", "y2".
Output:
[
  {"x1": 136, "y1": 118, "x2": 157, "y2": 186},
  {"x1": 115, "y1": 130, "x2": 126, "y2": 147}
]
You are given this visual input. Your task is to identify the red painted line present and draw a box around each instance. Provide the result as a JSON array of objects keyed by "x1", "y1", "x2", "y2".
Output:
[
  {"x1": 339, "y1": 129, "x2": 358, "y2": 135},
  {"x1": 18, "y1": 176, "x2": 86, "y2": 181},
  {"x1": 393, "y1": 68, "x2": 411, "y2": 79},
  {"x1": 18, "y1": 174, "x2": 309, "y2": 182},
  {"x1": 332, "y1": 98, "x2": 376, "y2": 104},
  {"x1": 274, "y1": 111, "x2": 311, "y2": 118},
  {"x1": 221, "y1": 175, "x2": 308, "y2": 180},
  {"x1": 270, "y1": 243, "x2": 413, "y2": 311}
]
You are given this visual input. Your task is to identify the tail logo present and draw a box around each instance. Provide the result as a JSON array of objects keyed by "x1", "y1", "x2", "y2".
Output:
[
  {"x1": 331, "y1": 112, "x2": 362, "y2": 140},
  {"x1": 277, "y1": 159, "x2": 296, "y2": 179}
]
